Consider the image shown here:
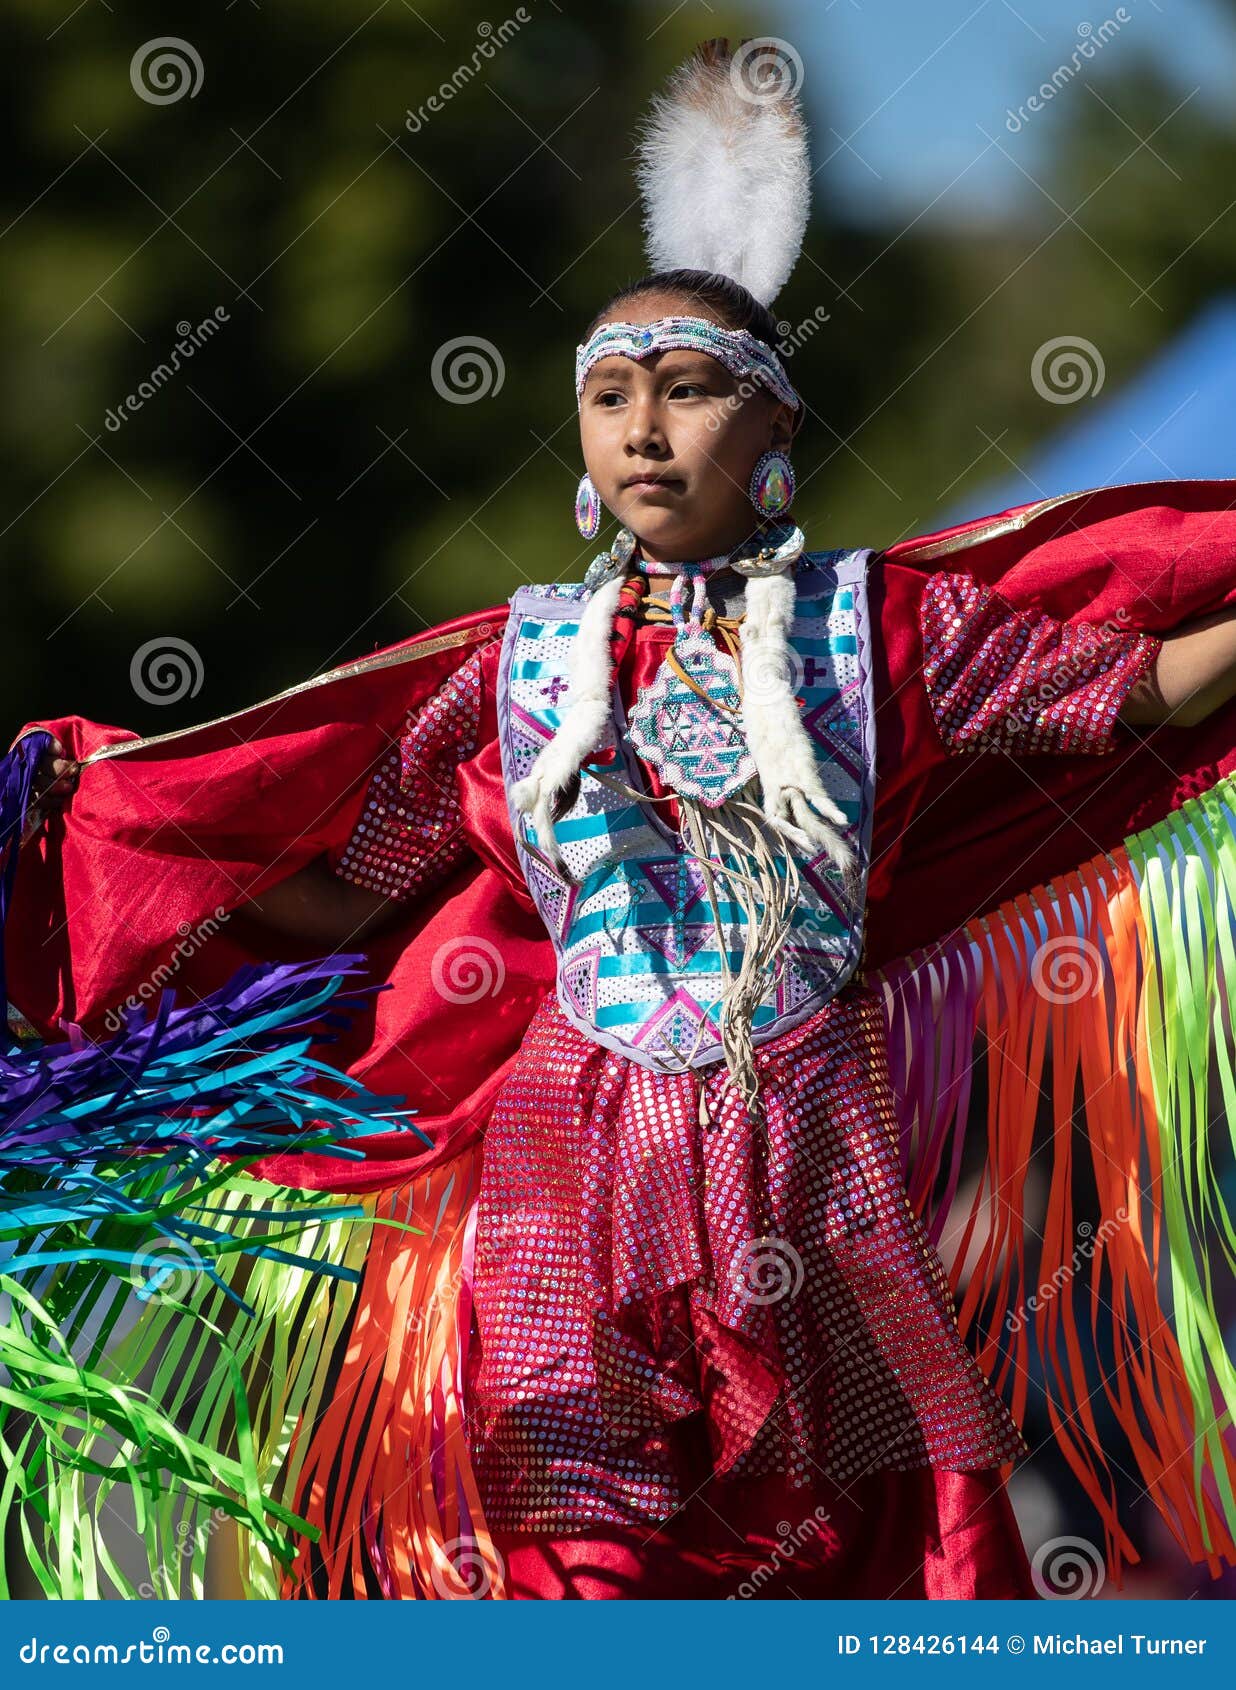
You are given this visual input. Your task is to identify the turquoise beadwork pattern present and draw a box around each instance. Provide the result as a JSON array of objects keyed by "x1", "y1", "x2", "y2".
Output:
[
  {"x1": 626, "y1": 626, "x2": 756, "y2": 806},
  {"x1": 496, "y1": 550, "x2": 877, "y2": 1073}
]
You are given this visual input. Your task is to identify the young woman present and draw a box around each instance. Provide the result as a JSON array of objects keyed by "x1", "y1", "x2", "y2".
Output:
[{"x1": 8, "y1": 41, "x2": 1236, "y2": 1602}]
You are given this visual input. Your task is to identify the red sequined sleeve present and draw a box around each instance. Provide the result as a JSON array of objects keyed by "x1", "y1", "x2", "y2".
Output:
[
  {"x1": 919, "y1": 570, "x2": 1162, "y2": 756},
  {"x1": 328, "y1": 646, "x2": 485, "y2": 901}
]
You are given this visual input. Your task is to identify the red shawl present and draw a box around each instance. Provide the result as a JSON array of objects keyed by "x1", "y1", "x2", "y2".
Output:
[{"x1": 8, "y1": 476, "x2": 1236, "y2": 1194}]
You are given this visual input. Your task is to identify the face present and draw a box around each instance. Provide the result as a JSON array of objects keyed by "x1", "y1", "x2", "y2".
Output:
[{"x1": 578, "y1": 292, "x2": 798, "y2": 563}]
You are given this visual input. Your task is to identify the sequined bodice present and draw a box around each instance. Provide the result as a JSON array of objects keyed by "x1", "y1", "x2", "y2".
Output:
[{"x1": 496, "y1": 550, "x2": 877, "y2": 1071}]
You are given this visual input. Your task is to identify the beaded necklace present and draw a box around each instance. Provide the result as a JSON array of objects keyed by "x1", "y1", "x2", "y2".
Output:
[
  {"x1": 583, "y1": 519, "x2": 804, "y2": 594},
  {"x1": 626, "y1": 556, "x2": 755, "y2": 807},
  {"x1": 579, "y1": 520, "x2": 807, "y2": 807}
]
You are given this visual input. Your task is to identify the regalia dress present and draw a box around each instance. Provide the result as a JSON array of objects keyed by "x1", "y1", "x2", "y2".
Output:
[
  {"x1": 325, "y1": 540, "x2": 1157, "y2": 1599},
  {"x1": 4, "y1": 480, "x2": 1236, "y2": 1601}
]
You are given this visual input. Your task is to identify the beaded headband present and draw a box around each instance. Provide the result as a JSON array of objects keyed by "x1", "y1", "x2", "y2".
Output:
[{"x1": 574, "y1": 315, "x2": 802, "y2": 412}]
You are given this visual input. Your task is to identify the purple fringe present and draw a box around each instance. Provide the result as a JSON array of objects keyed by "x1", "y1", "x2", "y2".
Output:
[{"x1": 0, "y1": 731, "x2": 53, "y2": 1015}]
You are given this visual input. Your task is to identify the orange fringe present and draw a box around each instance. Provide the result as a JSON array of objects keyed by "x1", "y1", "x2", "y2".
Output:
[
  {"x1": 280, "y1": 1140, "x2": 505, "y2": 1599},
  {"x1": 899, "y1": 845, "x2": 1236, "y2": 1584}
]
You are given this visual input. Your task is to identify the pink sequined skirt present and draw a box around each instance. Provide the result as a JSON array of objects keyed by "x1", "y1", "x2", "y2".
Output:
[{"x1": 466, "y1": 982, "x2": 1025, "y2": 1537}]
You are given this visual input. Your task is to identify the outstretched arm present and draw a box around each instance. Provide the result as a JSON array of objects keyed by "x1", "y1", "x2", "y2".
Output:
[
  {"x1": 918, "y1": 570, "x2": 1236, "y2": 757},
  {"x1": 243, "y1": 644, "x2": 488, "y2": 944},
  {"x1": 21, "y1": 756, "x2": 420, "y2": 946},
  {"x1": 21, "y1": 646, "x2": 486, "y2": 949},
  {"x1": 239, "y1": 857, "x2": 408, "y2": 945},
  {"x1": 1118, "y1": 602, "x2": 1236, "y2": 729},
  {"x1": 21, "y1": 742, "x2": 432, "y2": 945}
]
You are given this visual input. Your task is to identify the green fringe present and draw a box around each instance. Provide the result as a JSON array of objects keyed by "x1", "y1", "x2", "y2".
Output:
[
  {"x1": 0, "y1": 1163, "x2": 398, "y2": 1599},
  {"x1": 1131, "y1": 780, "x2": 1236, "y2": 1548}
]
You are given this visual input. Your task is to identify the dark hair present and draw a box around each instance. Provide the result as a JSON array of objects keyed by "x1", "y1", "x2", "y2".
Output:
[{"x1": 584, "y1": 267, "x2": 781, "y2": 354}]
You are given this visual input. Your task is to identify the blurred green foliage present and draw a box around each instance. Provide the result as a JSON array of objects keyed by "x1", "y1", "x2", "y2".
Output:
[{"x1": 3, "y1": 0, "x2": 1236, "y2": 736}]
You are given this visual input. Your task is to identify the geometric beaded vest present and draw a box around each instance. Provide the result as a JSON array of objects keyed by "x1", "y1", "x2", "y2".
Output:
[{"x1": 497, "y1": 548, "x2": 877, "y2": 1072}]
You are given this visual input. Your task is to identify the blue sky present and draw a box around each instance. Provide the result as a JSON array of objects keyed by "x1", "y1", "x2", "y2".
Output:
[{"x1": 766, "y1": 0, "x2": 1236, "y2": 225}]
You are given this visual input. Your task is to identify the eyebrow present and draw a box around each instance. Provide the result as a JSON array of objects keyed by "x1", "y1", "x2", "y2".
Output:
[{"x1": 586, "y1": 358, "x2": 635, "y2": 381}]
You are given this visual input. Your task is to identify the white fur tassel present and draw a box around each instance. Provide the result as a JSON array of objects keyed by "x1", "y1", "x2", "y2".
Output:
[
  {"x1": 739, "y1": 572, "x2": 856, "y2": 874},
  {"x1": 510, "y1": 575, "x2": 626, "y2": 873},
  {"x1": 634, "y1": 42, "x2": 810, "y2": 308},
  {"x1": 512, "y1": 569, "x2": 857, "y2": 883}
]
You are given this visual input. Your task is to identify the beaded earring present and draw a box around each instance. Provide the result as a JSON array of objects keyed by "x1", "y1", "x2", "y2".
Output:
[
  {"x1": 574, "y1": 472, "x2": 601, "y2": 540},
  {"x1": 749, "y1": 448, "x2": 795, "y2": 518}
]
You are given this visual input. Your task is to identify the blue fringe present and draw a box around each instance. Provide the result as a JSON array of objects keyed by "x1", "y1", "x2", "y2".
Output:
[{"x1": 0, "y1": 952, "x2": 427, "y2": 1307}]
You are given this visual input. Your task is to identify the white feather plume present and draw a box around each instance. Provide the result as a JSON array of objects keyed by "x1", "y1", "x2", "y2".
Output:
[{"x1": 634, "y1": 40, "x2": 811, "y2": 307}]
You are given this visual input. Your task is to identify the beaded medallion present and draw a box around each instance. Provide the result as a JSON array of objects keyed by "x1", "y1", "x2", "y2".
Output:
[{"x1": 626, "y1": 574, "x2": 755, "y2": 806}]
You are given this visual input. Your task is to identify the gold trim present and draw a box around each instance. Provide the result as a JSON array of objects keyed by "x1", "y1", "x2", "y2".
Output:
[
  {"x1": 885, "y1": 475, "x2": 1236, "y2": 563},
  {"x1": 16, "y1": 476, "x2": 1236, "y2": 764},
  {"x1": 66, "y1": 622, "x2": 496, "y2": 768}
]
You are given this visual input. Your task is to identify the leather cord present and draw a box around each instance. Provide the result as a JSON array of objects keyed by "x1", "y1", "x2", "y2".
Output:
[{"x1": 639, "y1": 590, "x2": 747, "y2": 710}]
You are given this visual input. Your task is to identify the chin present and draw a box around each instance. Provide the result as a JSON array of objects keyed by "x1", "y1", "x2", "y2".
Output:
[{"x1": 622, "y1": 508, "x2": 693, "y2": 555}]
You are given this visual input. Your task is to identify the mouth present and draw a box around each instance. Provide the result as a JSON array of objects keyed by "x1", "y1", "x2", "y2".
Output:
[{"x1": 621, "y1": 474, "x2": 684, "y2": 492}]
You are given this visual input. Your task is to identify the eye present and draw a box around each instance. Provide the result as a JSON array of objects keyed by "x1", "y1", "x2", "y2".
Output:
[
  {"x1": 594, "y1": 390, "x2": 626, "y2": 407},
  {"x1": 669, "y1": 381, "x2": 706, "y2": 398}
]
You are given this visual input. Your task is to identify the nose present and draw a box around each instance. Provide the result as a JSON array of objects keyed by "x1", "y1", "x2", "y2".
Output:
[{"x1": 623, "y1": 392, "x2": 668, "y2": 457}]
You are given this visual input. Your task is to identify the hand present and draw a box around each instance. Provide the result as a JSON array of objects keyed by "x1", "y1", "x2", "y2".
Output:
[{"x1": 20, "y1": 737, "x2": 80, "y2": 846}]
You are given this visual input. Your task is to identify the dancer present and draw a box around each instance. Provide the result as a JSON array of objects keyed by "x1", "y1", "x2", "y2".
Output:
[{"x1": 5, "y1": 40, "x2": 1236, "y2": 1601}]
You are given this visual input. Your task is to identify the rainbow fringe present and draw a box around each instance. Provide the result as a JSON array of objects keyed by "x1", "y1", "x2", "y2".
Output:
[
  {"x1": 1, "y1": 1176, "x2": 375, "y2": 1598},
  {"x1": 280, "y1": 1143, "x2": 503, "y2": 1600},
  {"x1": 0, "y1": 955, "x2": 464, "y2": 1599},
  {"x1": 1, "y1": 1153, "x2": 501, "y2": 1600},
  {"x1": 874, "y1": 772, "x2": 1236, "y2": 1582},
  {"x1": 8, "y1": 777, "x2": 1236, "y2": 1597}
]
